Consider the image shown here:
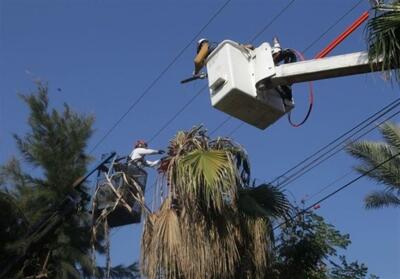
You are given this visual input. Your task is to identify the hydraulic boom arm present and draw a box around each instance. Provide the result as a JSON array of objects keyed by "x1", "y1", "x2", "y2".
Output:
[{"x1": 269, "y1": 51, "x2": 382, "y2": 87}]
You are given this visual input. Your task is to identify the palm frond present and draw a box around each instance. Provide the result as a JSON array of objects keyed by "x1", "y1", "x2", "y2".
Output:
[
  {"x1": 347, "y1": 121, "x2": 400, "y2": 209},
  {"x1": 367, "y1": 2, "x2": 400, "y2": 82},
  {"x1": 176, "y1": 149, "x2": 237, "y2": 212},
  {"x1": 88, "y1": 263, "x2": 140, "y2": 279},
  {"x1": 364, "y1": 190, "x2": 400, "y2": 209},
  {"x1": 238, "y1": 184, "x2": 291, "y2": 219},
  {"x1": 141, "y1": 199, "x2": 184, "y2": 279},
  {"x1": 380, "y1": 121, "x2": 400, "y2": 151},
  {"x1": 210, "y1": 137, "x2": 251, "y2": 186},
  {"x1": 347, "y1": 141, "x2": 400, "y2": 188}
]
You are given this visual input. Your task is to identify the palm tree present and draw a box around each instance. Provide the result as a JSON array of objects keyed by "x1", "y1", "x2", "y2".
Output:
[
  {"x1": 347, "y1": 121, "x2": 400, "y2": 209},
  {"x1": 140, "y1": 126, "x2": 290, "y2": 279},
  {"x1": 367, "y1": 0, "x2": 400, "y2": 82}
]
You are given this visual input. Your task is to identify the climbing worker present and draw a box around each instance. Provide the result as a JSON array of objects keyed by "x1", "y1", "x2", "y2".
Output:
[{"x1": 129, "y1": 140, "x2": 165, "y2": 168}]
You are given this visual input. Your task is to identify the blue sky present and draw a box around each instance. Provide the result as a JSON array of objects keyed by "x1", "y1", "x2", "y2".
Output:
[{"x1": 1, "y1": 0, "x2": 399, "y2": 277}]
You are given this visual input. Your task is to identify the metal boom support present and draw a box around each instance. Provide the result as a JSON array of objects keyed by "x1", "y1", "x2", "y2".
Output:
[{"x1": 269, "y1": 51, "x2": 381, "y2": 87}]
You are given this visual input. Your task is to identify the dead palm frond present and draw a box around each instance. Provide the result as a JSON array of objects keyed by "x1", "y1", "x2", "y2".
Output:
[{"x1": 141, "y1": 198, "x2": 184, "y2": 279}]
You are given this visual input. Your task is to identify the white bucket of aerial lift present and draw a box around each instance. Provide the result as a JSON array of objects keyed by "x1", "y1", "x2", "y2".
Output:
[{"x1": 205, "y1": 40, "x2": 294, "y2": 130}]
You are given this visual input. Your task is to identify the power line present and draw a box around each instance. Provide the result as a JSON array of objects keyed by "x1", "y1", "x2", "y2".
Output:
[
  {"x1": 273, "y1": 151, "x2": 400, "y2": 231},
  {"x1": 255, "y1": 99, "x2": 398, "y2": 204},
  {"x1": 270, "y1": 98, "x2": 400, "y2": 186},
  {"x1": 88, "y1": 0, "x2": 233, "y2": 154},
  {"x1": 301, "y1": 0, "x2": 365, "y2": 54},
  {"x1": 306, "y1": 170, "x2": 354, "y2": 202},
  {"x1": 224, "y1": 0, "x2": 367, "y2": 137},
  {"x1": 148, "y1": 86, "x2": 205, "y2": 143},
  {"x1": 277, "y1": 105, "x2": 400, "y2": 190},
  {"x1": 147, "y1": 0, "x2": 298, "y2": 143},
  {"x1": 249, "y1": 0, "x2": 297, "y2": 43},
  {"x1": 209, "y1": 115, "x2": 231, "y2": 136}
]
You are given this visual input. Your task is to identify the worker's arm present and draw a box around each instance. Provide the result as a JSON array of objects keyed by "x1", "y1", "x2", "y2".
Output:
[
  {"x1": 140, "y1": 148, "x2": 161, "y2": 155},
  {"x1": 145, "y1": 159, "x2": 161, "y2": 168},
  {"x1": 194, "y1": 42, "x2": 210, "y2": 75}
]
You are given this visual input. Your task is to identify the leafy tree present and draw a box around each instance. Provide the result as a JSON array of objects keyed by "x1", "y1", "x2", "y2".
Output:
[
  {"x1": 268, "y1": 205, "x2": 379, "y2": 279},
  {"x1": 0, "y1": 83, "x2": 138, "y2": 278},
  {"x1": 367, "y1": 0, "x2": 400, "y2": 82},
  {"x1": 140, "y1": 126, "x2": 290, "y2": 279},
  {"x1": 329, "y1": 256, "x2": 369, "y2": 279},
  {"x1": 347, "y1": 122, "x2": 400, "y2": 209}
]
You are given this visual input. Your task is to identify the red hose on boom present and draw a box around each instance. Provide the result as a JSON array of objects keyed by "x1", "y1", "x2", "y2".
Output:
[{"x1": 288, "y1": 11, "x2": 369, "y2": 128}]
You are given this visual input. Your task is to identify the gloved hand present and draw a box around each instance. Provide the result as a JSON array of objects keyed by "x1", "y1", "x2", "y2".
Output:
[{"x1": 158, "y1": 150, "x2": 165, "y2": 154}]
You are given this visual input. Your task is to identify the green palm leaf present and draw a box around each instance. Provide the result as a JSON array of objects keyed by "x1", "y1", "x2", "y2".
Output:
[
  {"x1": 380, "y1": 121, "x2": 400, "y2": 150},
  {"x1": 180, "y1": 149, "x2": 230, "y2": 186},
  {"x1": 347, "y1": 121, "x2": 400, "y2": 209},
  {"x1": 365, "y1": 190, "x2": 400, "y2": 208},
  {"x1": 238, "y1": 184, "x2": 290, "y2": 219},
  {"x1": 367, "y1": 1, "x2": 400, "y2": 82},
  {"x1": 177, "y1": 149, "x2": 236, "y2": 212},
  {"x1": 347, "y1": 141, "x2": 400, "y2": 187}
]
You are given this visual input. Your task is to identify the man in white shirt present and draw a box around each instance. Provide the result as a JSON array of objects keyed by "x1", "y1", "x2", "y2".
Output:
[{"x1": 129, "y1": 140, "x2": 165, "y2": 168}]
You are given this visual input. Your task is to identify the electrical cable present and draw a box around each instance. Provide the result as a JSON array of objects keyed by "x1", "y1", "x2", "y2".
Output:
[
  {"x1": 273, "y1": 151, "x2": 400, "y2": 231},
  {"x1": 301, "y1": 0, "x2": 365, "y2": 54},
  {"x1": 306, "y1": 170, "x2": 354, "y2": 202},
  {"x1": 209, "y1": 115, "x2": 232, "y2": 136},
  {"x1": 287, "y1": 49, "x2": 314, "y2": 127},
  {"x1": 148, "y1": 86, "x2": 205, "y2": 143},
  {"x1": 277, "y1": 106, "x2": 400, "y2": 190},
  {"x1": 88, "y1": 0, "x2": 233, "y2": 154},
  {"x1": 225, "y1": 0, "x2": 367, "y2": 136},
  {"x1": 249, "y1": 0, "x2": 297, "y2": 43},
  {"x1": 269, "y1": 98, "x2": 400, "y2": 185}
]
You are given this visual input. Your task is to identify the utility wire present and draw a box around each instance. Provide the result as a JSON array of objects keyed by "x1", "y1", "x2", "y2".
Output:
[
  {"x1": 277, "y1": 104, "x2": 400, "y2": 190},
  {"x1": 209, "y1": 116, "x2": 232, "y2": 136},
  {"x1": 270, "y1": 98, "x2": 400, "y2": 186},
  {"x1": 273, "y1": 151, "x2": 400, "y2": 231},
  {"x1": 256, "y1": 99, "x2": 398, "y2": 206},
  {"x1": 301, "y1": 0, "x2": 365, "y2": 54},
  {"x1": 306, "y1": 170, "x2": 354, "y2": 202},
  {"x1": 148, "y1": 86, "x2": 205, "y2": 143},
  {"x1": 224, "y1": 0, "x2": 367, "y2": 137},
  {"x1": 249, "y1": 0, "x2": 297, "y2": 44},
  {"x1": 147, "y1": 0, "x2": 298, "y2": 142},
  {"x1": 88, "y1": 0, "x2": 233, "y2": 154}
]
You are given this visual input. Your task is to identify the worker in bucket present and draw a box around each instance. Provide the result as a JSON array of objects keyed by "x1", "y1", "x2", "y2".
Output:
[
  {"x1": 129, "y1": 140, "x2": 165, "y2": 168},
  {"x1": 270, "y1": 37, "x2": 296, "y2": 107},
  {"x1": 194, "y1": 38, "x2": 254, "y2": 75},
  {"x1": 194, "y1": 38, "x2": 215, "y2": 75}
]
